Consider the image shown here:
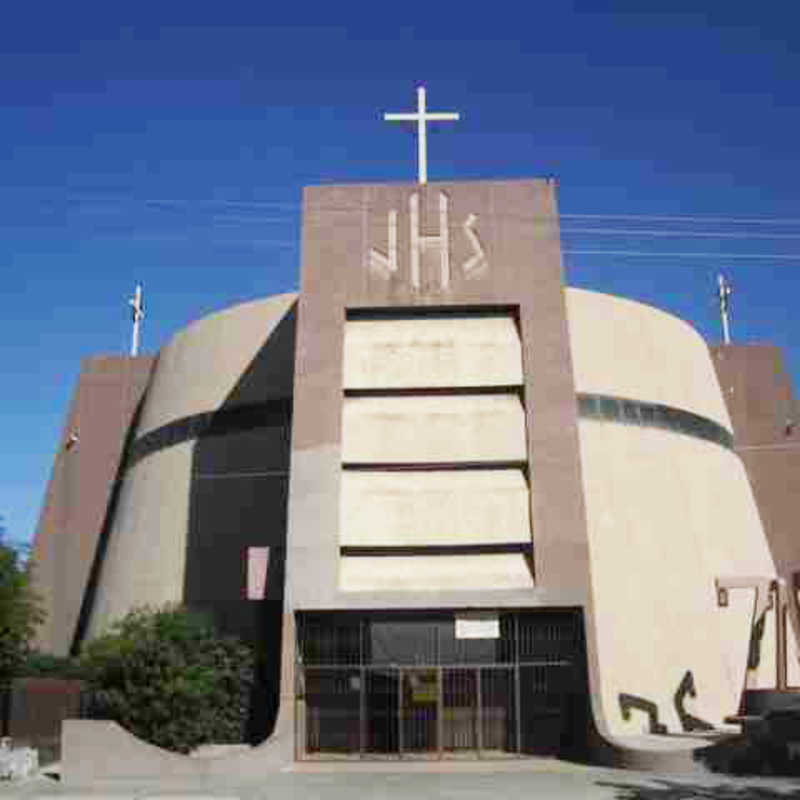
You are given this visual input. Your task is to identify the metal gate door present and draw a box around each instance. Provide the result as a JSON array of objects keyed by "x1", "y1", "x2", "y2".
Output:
[{"x1": 297, "y1": 610, "x2": 588, "y2": 760}]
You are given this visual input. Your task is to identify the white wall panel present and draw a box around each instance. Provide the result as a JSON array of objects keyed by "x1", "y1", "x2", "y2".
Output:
[
  {"x1": 341, "y1": 395, "x2": 527, "y2": 463},
  {"x1": 340, "y1": 469, "x2": 530, "y2": 546},
  {"x1": 343, "y1": 316, "x2": 523, "y2": 389},
  {"x1": 339, "y1": 554, "x2": 534, "y2": 592}
]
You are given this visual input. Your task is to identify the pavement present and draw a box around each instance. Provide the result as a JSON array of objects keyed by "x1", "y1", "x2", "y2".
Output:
[{"x1": 2, "y1": 759, "x2": 800, "y2": 800}]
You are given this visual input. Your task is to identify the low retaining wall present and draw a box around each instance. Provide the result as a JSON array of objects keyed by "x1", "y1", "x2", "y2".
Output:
[{"x1": 61, "y1": 715, "x2": 293, "y2": 788}]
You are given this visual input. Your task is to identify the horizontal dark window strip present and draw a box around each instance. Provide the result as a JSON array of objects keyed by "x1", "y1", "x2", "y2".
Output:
[
  {"x1": 341, "y1": 543, "x2": 533, "y2": 557},
  {"x1": 346, "y1": 304, "x2": 518, "y2": 320},
  {"x1": 577, "y1": 393, "x2": 734, "y2": 450},
  {"x1": 344, "y1": 385, "x2": 523, "y2": 398},
  {"x1": 342, "y1": 461, "x2": 528, "y2": 472},
  {"x1": 194, "y1": 470, "x2": 289, "y2": 480},
  {"x1": 128, "y1": 399, "x2": 292, "y2": 467}
]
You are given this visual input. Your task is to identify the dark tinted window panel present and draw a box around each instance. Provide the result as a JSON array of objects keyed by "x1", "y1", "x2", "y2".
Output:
[
  {"x1": 194, "y1": 425, "x2": 290, "y2": 475},
  {"x1": 190, "y1": 474, "x2": 288, "y2": 545},
  {"x1": 576, "y1": 393, "x2": 733, "y2": 450}
]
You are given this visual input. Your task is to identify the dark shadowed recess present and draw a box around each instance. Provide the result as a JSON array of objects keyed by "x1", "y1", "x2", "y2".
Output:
[{"x1": 184, "y1": 304, "x2": 296, "y2": 744}]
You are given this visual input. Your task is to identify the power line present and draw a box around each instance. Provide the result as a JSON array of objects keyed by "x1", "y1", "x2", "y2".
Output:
[
  {"x1": 563, "y1": 249, "x2": 800, "y2": 261},
  {"x1": 561, "y1": 227, "x2": 800, "y2": 240},
  {"x1": 136, "y1": 199, "x2": 800, "y2": 226},
  {"x1": 561, "y1": 213, "x2": 800, "y2": 226}
]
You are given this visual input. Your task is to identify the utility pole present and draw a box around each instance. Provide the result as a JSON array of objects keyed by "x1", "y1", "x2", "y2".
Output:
[
  {"x1": 129, "y1": 284, "x2": 145, "y2": 356},
  {"x1": 717, "y1": 273, "x2": 732, "y2": 345}
]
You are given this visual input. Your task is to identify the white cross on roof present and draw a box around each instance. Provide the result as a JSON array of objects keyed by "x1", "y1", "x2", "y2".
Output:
[{"x1": 383, "y1": 86, "x2": 460, "y2": 185}]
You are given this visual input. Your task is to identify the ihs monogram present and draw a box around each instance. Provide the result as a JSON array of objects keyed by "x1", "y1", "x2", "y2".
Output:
[{"x1": 368, "y1": 192, "x2": 488, "y2": 291}]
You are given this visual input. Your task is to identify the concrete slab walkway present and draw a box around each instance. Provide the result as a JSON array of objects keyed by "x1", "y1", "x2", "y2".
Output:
[{"x1": 2, "y1": 759, "x2": 800, "y2": 800}]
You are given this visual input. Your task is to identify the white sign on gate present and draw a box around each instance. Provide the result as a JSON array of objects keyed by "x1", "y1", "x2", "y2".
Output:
[{"x1": 455, "y1": 614, "x2": 500, "y2": 640}]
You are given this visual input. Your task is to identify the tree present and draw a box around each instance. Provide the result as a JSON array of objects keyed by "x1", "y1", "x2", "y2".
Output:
[
  {"x1": 0, "y1": 516, "x2": 45, "y2": 691},
  {"x1": 80, "y1": 605, "x2": 255, "y2": 754}
]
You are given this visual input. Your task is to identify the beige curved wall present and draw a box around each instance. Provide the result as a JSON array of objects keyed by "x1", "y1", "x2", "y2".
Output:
[
  {"x1": 566, "y1": 288, "x2": 731, "y2": 428},
  {"x1": 86, "y1": 442, "x2": 193, "y2": 639},
  {"x1": 138, "y1": 293, "x2": 297, "y2": 435},
  {"x1": 567, "y1": 289, "x2": 784, "y2": 736},
  {"x1": 86, "y1": 294, "x2": 297, "y2": 641},
  {"x1": 579, "y1": 422, "x2": 777, "y2": 735}
]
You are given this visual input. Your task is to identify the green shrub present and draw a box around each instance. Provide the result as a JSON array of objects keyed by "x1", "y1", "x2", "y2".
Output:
[
  {"x1": 0, "y1": 539, "x2": 45, "y2": 689},
  {"x1": 21, "y1": 651, "x2": 86, "y2": 680},
  {"x1": 80, "y1": 605, "x2": 254, "y2": 754}
]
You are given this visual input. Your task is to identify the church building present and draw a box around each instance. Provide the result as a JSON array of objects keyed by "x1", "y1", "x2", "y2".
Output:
[{"x1": 31, "y1": 91, "x2": 800, "y2": 777}]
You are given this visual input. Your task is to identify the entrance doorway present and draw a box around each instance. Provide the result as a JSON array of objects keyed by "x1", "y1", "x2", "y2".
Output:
[{"x1": 297, "y1": 610, "x2": 589, "y2": 760}]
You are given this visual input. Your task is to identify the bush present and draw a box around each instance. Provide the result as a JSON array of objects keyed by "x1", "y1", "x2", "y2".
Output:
[
  {"x1": 21, "y1": 652, "x2": 86, "y2": 680},
  {"x1": 80, "y1": 605, "x2": 254, "y2": 754}
]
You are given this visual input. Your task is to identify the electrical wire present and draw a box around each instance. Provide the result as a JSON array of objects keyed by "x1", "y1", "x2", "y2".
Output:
[{"x1": 563, "y1": 249, "x2": 800, "y2": 261}]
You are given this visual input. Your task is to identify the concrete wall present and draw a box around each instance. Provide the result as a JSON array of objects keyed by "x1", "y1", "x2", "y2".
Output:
[
  {"x1": 85, "y1": 294, "x2": 297, "y2": 643},
  {"x1": 567, "y1": 289, "x2": 731, "y2": 429},
  {"x1": 343, "y1": 316, "x2": 523, "y2": 388},
  {"x1": 710, "y1": 345, "x2": 800, "y2": 578},
  {"x1": 85, "y1": 442, "x2": 193, "y2": 639},
  {"x1": 137, "y1": 295, "x2": 295, "y2": 436},
  {"x1": 290, "y1": 180, "x2": 585, "y2": 612},
  {"x1": 340, "y1": 470, "x2": 530, "y2": 546},
  {"x1": 341, "y1": 394, "x2": 527, "y2": 463},
  {"x1": 567, "y1": 289, "x2": 784, "y2": 736},
  {"x1": 31, "y1": 356, "x2": 155, "y2": 656},
  {"x1": 339, "y1": 310, "x2": 532, "y2": 593}
]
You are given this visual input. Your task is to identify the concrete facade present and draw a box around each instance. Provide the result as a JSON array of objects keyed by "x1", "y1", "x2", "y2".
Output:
[
  {"x1": 567, "y1": 292, "x2": 775, "y2": 734},
  {"x1": 710, "y1": 345, "x2": 800, "y2": 577},
  {"x1": 31, "y1": 355, "x2": 155, "y2": 656},
  {"x1": 287, "y1": 179, "x2": 588, "y2": 613}
]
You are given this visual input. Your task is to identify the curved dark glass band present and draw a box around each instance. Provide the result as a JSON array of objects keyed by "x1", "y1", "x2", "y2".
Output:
[
  {"x1": 127, "y1": 398, "x2": 292, "y2": 468},
  {"x1": 577, "y1": 393, "x2": 734, "y2": 450}
]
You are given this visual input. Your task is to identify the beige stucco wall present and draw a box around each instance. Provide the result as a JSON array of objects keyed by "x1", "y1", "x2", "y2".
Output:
[
  {"x1": 567, "y1": 288, "x2": 783, "y2": 735},
  {"x1": 341, "y1": 395, "x2": 526, "y2": 463},
  {"x1": 343, "y1": 316, "x2": 523, "y2": 389},
  {"x1": 86, "y1": 294, "x2": 297, "y2": 641},
  {"x1": 86, "y1": 442, "x2": 193, "y2": 639},
  {"x1": 340, "y1": 469, "x2": 530, "y2": 546},
  {"x1": 566, "y1": 288, "x2": 731, "y2": 428},
  {"x1": 579, "y1": 422, "x2": 777, "y2": 734},
  {"x1": 338, "y1": 310, "x2": 532, "y2": 594},
  {"x1": 138, "y1": 293, "x2": 297, "y2": 436}
]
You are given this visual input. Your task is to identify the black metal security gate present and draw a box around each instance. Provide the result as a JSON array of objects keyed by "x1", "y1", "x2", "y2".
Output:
[{"x1": 296, "y1": 610, "x2": 588, "y2": 760}]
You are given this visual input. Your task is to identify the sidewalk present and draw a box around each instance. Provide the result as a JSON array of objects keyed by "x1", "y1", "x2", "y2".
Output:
[{"x1": 2, "y1": 759, "x2": 800, "y2": 800}]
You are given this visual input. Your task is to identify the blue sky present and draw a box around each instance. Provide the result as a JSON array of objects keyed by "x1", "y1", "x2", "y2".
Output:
[{"x1": 2, "y1": 2, "x2": 800, "y2": 544}]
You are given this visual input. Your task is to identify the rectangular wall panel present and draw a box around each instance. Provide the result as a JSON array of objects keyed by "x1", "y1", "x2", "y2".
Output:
[
  {"x1": 340, "y1": 554, "x2": 534, "y2": 592},
  {"x1": 343, "y1": 316, "x2": 523, "y2": 390},
  {"x1": 340, "y1": 469, "x2": 530, "y2": 546},
  {"x1": 341, "y1": 395, "x2": 527, "y2": 464}
]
